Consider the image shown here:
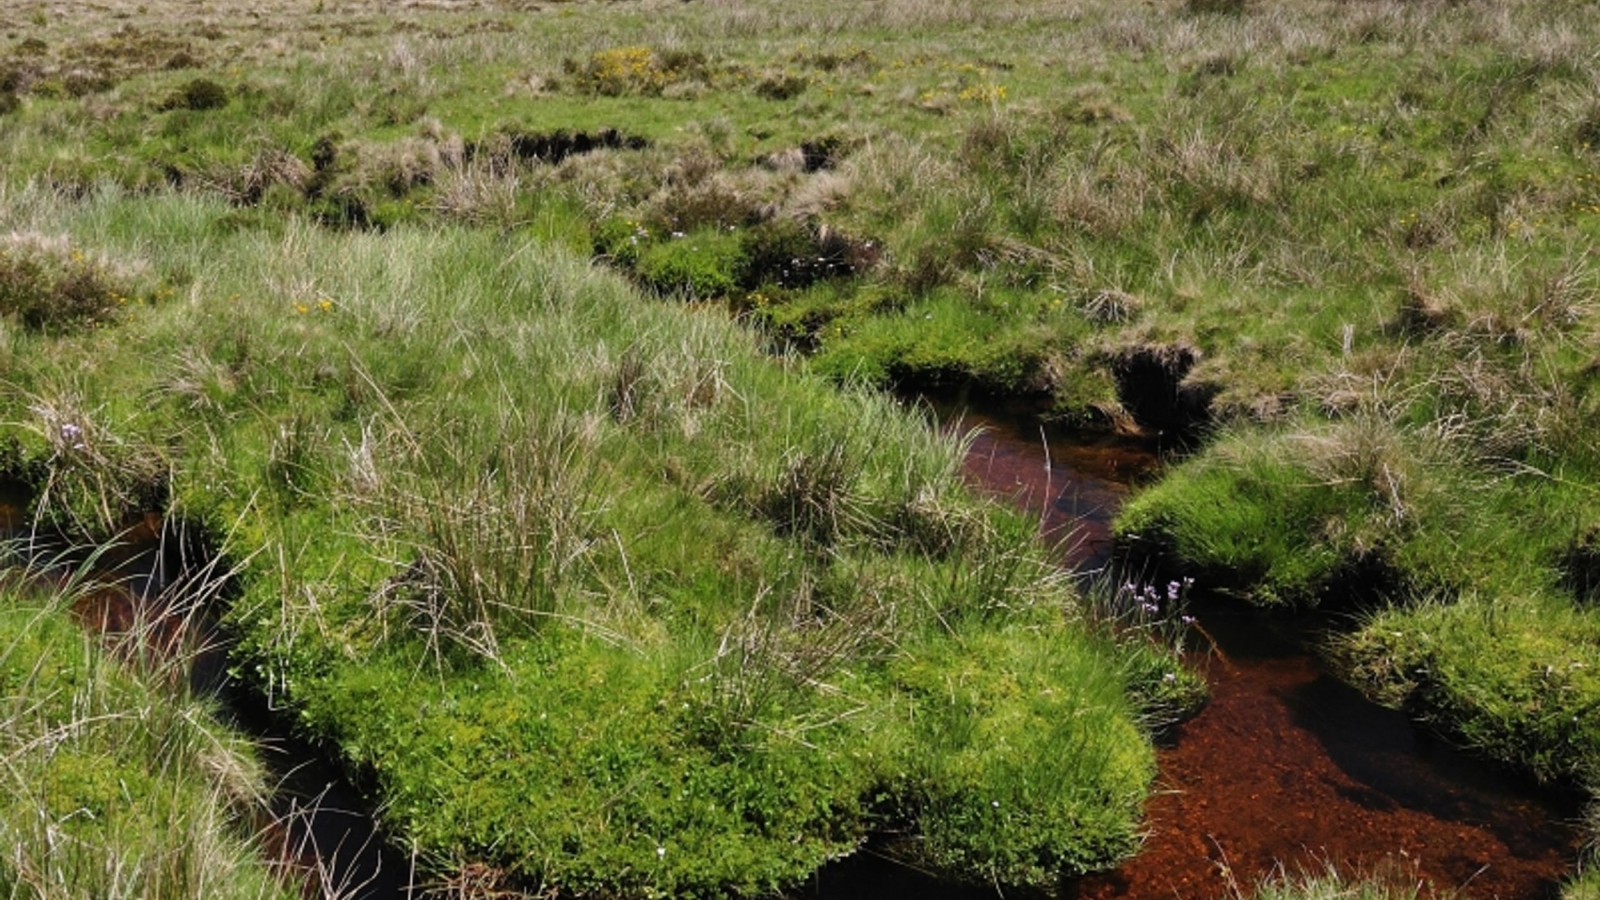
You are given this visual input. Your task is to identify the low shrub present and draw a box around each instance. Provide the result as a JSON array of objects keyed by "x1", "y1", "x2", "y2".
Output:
[
  {"x1": 562, "y1": 46, "x2": 714, "y2": 97},
  {"x1": 754, "y1": 69, "x2": 808, "y2": 101},
  {"x1": 159, "y1": 76, "x2": 228, "y2": 111},
  {"x1": 0, "y1": 234, "x2": 141, "y2": 333}
]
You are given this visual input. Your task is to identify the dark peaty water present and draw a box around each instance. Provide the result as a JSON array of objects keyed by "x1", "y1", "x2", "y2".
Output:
[
  {"x1": 1071, "y1": 596, "x2": 1583, "y2": 900},
  {"x1": 833, "y1": 396, "x2": 1583, "y2": 900},
  {"x1": 0, "y1": 487, "x2": 407, "y2": 900}
]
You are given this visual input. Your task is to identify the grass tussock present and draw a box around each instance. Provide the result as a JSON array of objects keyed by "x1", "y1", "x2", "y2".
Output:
[
  {"x1": 0, "y1": 187, "x2": 1178, "y2": 896},
  {"x1": 0, "y1": 577, "x2": 291, "y2": 900},
  {"x1": 368, "y1": 409, "x2": 607, "y2": 671},
  {"x1": 157, "y1": 76, "x2": 228, "y2": 112},
  {"x1": 1568, "y1": 803, "x2": 1600, "y2": 900},
  {"x1": 1238, "y1": 861, "x2": 1429, "y2": 900},
  {"x1": 0, "y1": 232, "x2": 152, "y2": 333}
]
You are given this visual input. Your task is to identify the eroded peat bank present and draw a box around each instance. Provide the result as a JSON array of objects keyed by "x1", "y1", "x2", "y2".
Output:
[
  {"x1": 912, "y1": 400, "x2": 1586, "y2": 900},
  {"x1": 0, "y1": 492, "x2": 406, "y2": 900}
]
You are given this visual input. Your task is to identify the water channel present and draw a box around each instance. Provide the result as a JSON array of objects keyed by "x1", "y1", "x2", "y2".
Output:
[
  {"x1": 815, "y1": 395, "x2": 1582, "y2": 900},
  {"x1": 2, "y1": 393, "x2": 1585, "y2": 899}
]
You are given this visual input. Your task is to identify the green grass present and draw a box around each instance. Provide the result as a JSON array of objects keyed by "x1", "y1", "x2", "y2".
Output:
[
  {"x1": 0, "y1": 185, "x2": 1190, "y2": 895},
  {"x1": 5, "y1": 0, "x2": 1600, "y2": 894},
  {"x1": 6, "y1": 0, "x2": 1594, "y2": 418},
  {"x1": 1569, "y1": 802, "x2": 1600, "y2": 900},
  {"x1": 1344, "y1": 595, "x2": 1600, "y2": 784},
  {"x1": 1234, "y1": 863, "x2": 1429, "y2": 900},
  {"x1": 0, "y1": 576, "x2": 292, "y2": 900}
]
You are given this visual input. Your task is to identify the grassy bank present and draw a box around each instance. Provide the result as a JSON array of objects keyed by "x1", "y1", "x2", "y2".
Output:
[
  {"x1": 0, "y1": 573, "x2": 292, "y2": 900},
  {"x1": 3, "y1": 0, "x2": 1596, "y2": 421},
  {"x1": 0, "y1": 185, "x2": 1195, "y2": 894},
  {"x1": 5, "y1": 0, "x2": 1600, "y2": 893},
  {"x1": 1115, "y1": 346, "x2": 1600, "y2": 785}
]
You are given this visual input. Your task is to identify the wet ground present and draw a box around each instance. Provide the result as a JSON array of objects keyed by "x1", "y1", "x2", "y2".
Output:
[
  {"x1": 0, "y1": 486, "x2": 405, "y2": 900},
  {"x1": 824, "y1": 394, "x2": 1584, "y2": 900},
  {"x1": 1064, "y1": 594, "x2": 1583, "y2": 900},
  {"x1": 3, "y1": 396, "x2": 1587, "y2": 900},
  {"x1": 917, "y1": 394, "x2": 1163, "y2": 571}
]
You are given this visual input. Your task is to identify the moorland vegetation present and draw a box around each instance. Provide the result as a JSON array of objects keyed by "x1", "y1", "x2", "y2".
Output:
[{"x1": 2, "y1": 0, "x2": 1598, "y2": 896}]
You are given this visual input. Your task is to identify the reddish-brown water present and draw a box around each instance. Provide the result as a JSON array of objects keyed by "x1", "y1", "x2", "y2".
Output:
[
  {"x1": 0, "y1": 490, "x2": 404, "y2": 900},
  {"x1": 1071, "y1": 599, "x2": 1581, "y2": 900},
  {"x1": 880, "y1": 396, "x2": 1584, "y2": 900},
  {"x1": 925, "y1": 397, "x2": 1163, "y2": 571},
  {"x1": 5, "y1": 393, "x2": 1586, "y2": 900}
]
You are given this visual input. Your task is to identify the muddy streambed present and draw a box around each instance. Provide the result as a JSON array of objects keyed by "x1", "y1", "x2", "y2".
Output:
[
  {"x1": 812, "y1": 396, "x2": 1581, "y2": 900},
  {"x1": 2, "y1": 395, "x2": 1586, "y2": 900}
]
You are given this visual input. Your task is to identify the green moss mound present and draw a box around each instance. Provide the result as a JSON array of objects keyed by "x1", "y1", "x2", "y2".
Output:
[{"x1": 0, "y1": 191, "x2": 1172, "y2": 896}]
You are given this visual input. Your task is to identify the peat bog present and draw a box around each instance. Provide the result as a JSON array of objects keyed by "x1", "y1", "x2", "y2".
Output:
[
  {"x1": 4, "y1": 0, "x2": 1600, "y2": 896},
  {"x1": 915, "y1": 407, "x2": 1586, "y2": 900}
]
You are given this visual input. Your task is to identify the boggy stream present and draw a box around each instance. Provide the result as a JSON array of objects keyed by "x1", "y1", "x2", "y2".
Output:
[
  {"x1": 1, "y1": 391, "x2": 1586, "y2": 900},
  {"x1": 805, "y1": 396, "x2": 1583, "y2": 900},
  {"x1": 0, "y1": 483, "x2": 406, "y2": 900}
]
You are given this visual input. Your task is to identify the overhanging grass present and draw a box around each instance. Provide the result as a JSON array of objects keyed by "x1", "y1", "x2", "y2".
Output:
[
  {"x1": 0, "y1": 187, "x2": 1179, "y2": 895},
  {"x1": 1116, "y1": 405, "x2": 1600, "y2": 813},
  {"x1": 0, "y1": 579, "x2": 291, "y2": 900},
  {"x1": 1344, "y1": 595, "x2": 1600, "y2": 785}
]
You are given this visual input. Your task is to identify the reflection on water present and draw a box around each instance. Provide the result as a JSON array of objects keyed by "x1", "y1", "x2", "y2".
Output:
[
  {"x1": 817, "y1": 393, "x2": 1584, "y2": 900},
  {"x1": 919, "y1": 395, "x2": 1163, "y2": 571}
]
